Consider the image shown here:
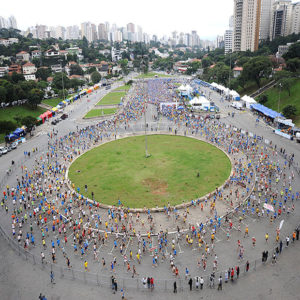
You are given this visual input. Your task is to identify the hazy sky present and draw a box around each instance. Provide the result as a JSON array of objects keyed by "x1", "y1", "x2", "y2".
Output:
[{"x1": 2, "y1": 0, "x2": 234, "y2": 39}]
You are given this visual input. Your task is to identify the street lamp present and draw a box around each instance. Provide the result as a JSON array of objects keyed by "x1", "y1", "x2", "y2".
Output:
[
  {"x1": 278, "y1": 83, "x2": 282, "y2": 112},
  {"x1": 59, "y1": 59, "x2": 65, "y2": 100}
]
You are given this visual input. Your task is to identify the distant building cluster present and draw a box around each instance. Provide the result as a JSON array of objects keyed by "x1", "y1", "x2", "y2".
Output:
[
  {"x1": 0, "y1": 15, "x2": 17, "y2": 29},
  {"x1": 223, "y1": 0, "x2": 300, "y2": 53}
]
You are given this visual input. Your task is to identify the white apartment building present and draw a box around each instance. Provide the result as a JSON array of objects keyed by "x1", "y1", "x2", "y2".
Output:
[
  {"x1": 291, "y1": 2, "x2": 300, "y2": 34},
  {"x1": 22, "y1": 62, "x2": 37, "y2": 75},
  {"x1": 224, "y1": 29, "x2": 233, "y2": 53},
  {"x1": 241, "y1": 0, "x2": 261, "y2": 52},
  {"x1": 259, "y1": 0, "x2": 274, "y2": 40},
  {"x1": 233, "y1": 0, "x2": 261, "y2": 52}
]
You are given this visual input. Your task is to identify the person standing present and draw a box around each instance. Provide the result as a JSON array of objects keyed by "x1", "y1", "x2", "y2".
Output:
[
  {"x1": 200, "y1": 276, "x2": 204, "y2": 289},
  {"x1": 188, "y1": 277, "x2": 193, "y2": 291},
  {"x1": 50, "y1": 271, "x2": 55, "y2": 284},
  {"x1": 173, "y1": 281, "x2": 177, "y2": 293},
  {"x1": 218, "y1": 275, "x2": 222, "y2": 290}
]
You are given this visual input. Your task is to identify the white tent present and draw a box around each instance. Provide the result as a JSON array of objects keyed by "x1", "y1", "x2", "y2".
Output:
[
  {"x1": 241, "y1": 95, "x2": 257, "y2": 109},
  {"x1": 189, "y1": 96, "x2": 210, "y2": 109},
  {"x1": 230, "y1": 90, "x2": 240, "y2": 100}
]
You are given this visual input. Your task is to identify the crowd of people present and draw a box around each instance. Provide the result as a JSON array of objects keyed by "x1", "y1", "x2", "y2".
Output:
[{"x1": 0, "y1": 78, "x2": 299, "y2": 294}]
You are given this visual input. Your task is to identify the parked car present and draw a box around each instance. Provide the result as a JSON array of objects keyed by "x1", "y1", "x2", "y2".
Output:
[
  {"x1": 51, "y1": 120, "x2": 58, "y2": 125},
  {"x1": 61, "y1": 113, "x2": 68, "y2": 120},
  {"x1": 7, "y1": 145, "x2": 12, "y2": 152},
  {"x1": 11, "y1": 142, "x2": 17, "y2": 149},
  {"x1": 0, "y1": 147, "x2": 8, "y2": 154}
]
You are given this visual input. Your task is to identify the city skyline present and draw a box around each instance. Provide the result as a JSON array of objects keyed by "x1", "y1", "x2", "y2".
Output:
[{"x1": 0, "y1": 0, "x2": 234, "y2": 40}]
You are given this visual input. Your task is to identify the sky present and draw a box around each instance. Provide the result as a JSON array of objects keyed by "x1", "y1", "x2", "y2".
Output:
[{"x1": 1, "y1": 0, "x2": 234, "y2": 40}]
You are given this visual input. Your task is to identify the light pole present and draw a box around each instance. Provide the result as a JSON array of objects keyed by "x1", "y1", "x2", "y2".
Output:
[
  {"x1": 278, "y1": 83, "x2": 282, "y2": 112},
  {"x1": 228, "y1": 49, "x2": 232, "y2": 87},
  {"x1": 59, "y1": 59, "x2": 65, "y2": 100}
]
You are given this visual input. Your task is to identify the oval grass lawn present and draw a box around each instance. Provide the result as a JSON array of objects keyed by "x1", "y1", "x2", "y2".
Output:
[{"x1": 68, "y1": 135, "x2": 231, "y2": 208}]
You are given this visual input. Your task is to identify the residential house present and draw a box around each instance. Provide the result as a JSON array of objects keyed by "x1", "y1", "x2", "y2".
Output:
[
  {"x1": 233, "y1": 66, "x2": 243, "y2": 78},
  {"x1": 31, "y1": 50, "x2": 41, "y2": 59},
  {"x1": 44, "y1": 49, "x2": 60, "y2": 58},
  {"x1": 23, "y1": 62, "x2": 37, "y2": 75},
  {"x1": 50, "y1": 64, "x2": 63, "y2": 73},
  {"x1": 8, "y1": 64, "x2": 22, "y2": 75},
  {"x1": 0, "y1": 38, "x2": 19, "y2": 46},
  {"x1": 0, "y1": 66, "x2": 8, "y2": 77},
  {"x1": 16, "y1": 51, "x2": 30, "y2": 62}
]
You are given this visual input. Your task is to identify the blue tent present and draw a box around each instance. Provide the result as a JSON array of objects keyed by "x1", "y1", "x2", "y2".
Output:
[
  {"x1": 5, "y1": 133, "x2": 18, "y2": 141},
  {"x1": 13, "y1": 128, "x2": 25, "y2": 137},
  {"x1": 251, "y1": 103, "x2": 283, "y2": 119}
]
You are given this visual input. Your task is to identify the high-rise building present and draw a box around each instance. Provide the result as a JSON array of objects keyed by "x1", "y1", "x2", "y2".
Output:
[
  {"x1": 8, "y1": 16, "x2": 17, "y2": 29},
  {"x1": 233, "y1": 0, "x2": 262, "y2": 52},
  {"x1": 91, "y1": 23, "x2": 97, "y2": 41},
  {"x1": 270, "y1": 0, "x2": 292, "y2": 40},
  {"x1": 36, "y1": 25, "x2": 47, "y2": 39},
  {"x1": 290, "y1": 2, "x2": 300, "y2": 34},
  {"x1": 127, "y1": 23, "x2": 135, "y2": 33},
  {"x1": 81, "y1": 22, "x2": 95, "y2": 42},
  {"x1": 55, "y1": 26, "x2": 66, "y2": 40},
  {"x1": 259, "y1": 0, "x2": 274, "y2": 40},
  {"x1": 98, "y1": 23, "x2": 107, "y2": 40},
  {"x1": 224, "y1": 29, "x2": 233, "y2": 53},
  {"x1": 66, "y1": 25, "x2": 80, "y2": 40},
  {"x1": 233, "y1": 0, "x2": 243, "y2": 51},
  {"x1": 191, "y1": 30, "x2": 200, "y2": 47},
  {"x1": 0, "y1": 15, "x2": 17, "y2": 29},
  {"x1": 216, "y1": 35, "x2": 225, "y2": 48}
]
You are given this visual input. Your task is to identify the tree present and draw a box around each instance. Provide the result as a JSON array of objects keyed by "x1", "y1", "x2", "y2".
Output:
[
  {"x1": 186, "y1": 61, "x2": 202, "y2": 75},
  {"x1": 283, "y1": 42, "x2": 300, "y2": 60},
  {"x1": 0, "y1": 86, "x2": 6, "y2": 102},
  {"x1": 91, "y1": 71, "x2": 101, "y2": 84},
  {"x1": 282, "y1": 105, "x2": 297, "y2": 118},
  {"x1": 279, "y1": 78, "x2": 293, "y2": 96},
  {"x1": 69, "y1": 64, "x2": 84, "y2": 76},
  {"x1": 70, "y1": 78, "x2": 84, "y2": 90},
  {"x1": 286, "y1": 58, "x2": 300, "y2": 73},
  {"x1": 11, "y1": 72, "x2": 25, "y2": 83},
  {"x1": 52, "y1": 73, "x2": 70, "y2": 90},
  {"x1": 258, "y1": 94, "x2": 268, "y2": 104},
  {"x1": 35, "y1": 67, "x2": 51, "y2": 81},
  {"x1": 21, "y1": 116, "x2": 37, "y2": 132},
  {"x1": 28, "y1": 88, "x2": 44, "y2": 108},
  {"x1": 242, "y1": 56, "x2": 272, "y2": 88},
  {"x1": 37, "y1": 81, "x2": 48, "y2": 91},
  {"x1": 201, "y1": 57, "x2": 213, "y2": 69},
  {"x1": 119, "y1": 59, "x2": 129, "y2": 75},
  {"x1": 58, "y1": 89, "x2": 68, "y2": 99},
  {"x1": 87, "y1": 66, "x2": 97, "y2": 74}
]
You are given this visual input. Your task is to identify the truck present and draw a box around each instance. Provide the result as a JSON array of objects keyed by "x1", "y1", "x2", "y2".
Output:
[{"x1": 296, "y1": 132, "x2": 300, "y2": 143}]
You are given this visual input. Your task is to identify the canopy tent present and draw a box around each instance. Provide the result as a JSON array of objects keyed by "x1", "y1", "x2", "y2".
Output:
[
  {"x1": 241, "y1": 95, "x2": 257, "y2": 108},
  {"x1": 73, "y1": 95, "x2": 79, "y2": 101},
  {"x1": 87, "y1": 89, "x2": 92, "y2": 94},
  {"x1": 251, "y1": 103, "x2": 283, "y2": 119},
  {"x1": 229, "y1": 90, "x2": 240, "y2": 100},
  {"x1": 62, "y1": 100, "x2": 67, "y2": 105},
  {"x1": 276, "y1": 118, "x2": 295, "y2": 128},
  {"x1": 190, "y1": 96, "x2": 209, "y2": 105}
]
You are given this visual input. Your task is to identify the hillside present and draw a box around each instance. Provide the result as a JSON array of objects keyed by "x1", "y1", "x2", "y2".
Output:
[{"x1": 257, "y1": 78, "x2": 300, "y2": 126}]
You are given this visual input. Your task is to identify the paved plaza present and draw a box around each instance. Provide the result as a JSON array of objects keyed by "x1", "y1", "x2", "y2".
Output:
[{"x1": 0, "y1": 76, "x2": 299, "y2": 300}]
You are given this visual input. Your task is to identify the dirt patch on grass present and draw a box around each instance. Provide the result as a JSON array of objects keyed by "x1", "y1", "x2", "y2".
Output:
[{"x1": 142, "y1": 178, "x2": 168, "y2": 196}]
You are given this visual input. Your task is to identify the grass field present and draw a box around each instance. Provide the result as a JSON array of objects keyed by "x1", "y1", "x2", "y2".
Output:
[
  {"x1": 84, "y1": 108, "x2": 117, "y2": 118},
  {"x1": 68, "y1": 135, "x2": 231, "y2": 208},
  {"x1": 0, "y1": 105, "x2": 46, "y2": 143},
  {"x1": 96, "y1": 91, "x2": 126, "y2": 105},
  {"x1": 42, "y1": 98, "x2": 62, "y2": 107},
  {"x1": 114, "y1": 85, "x2": 131, "y2": 91},
  {"x1": 259, "y1": 78, "x2": 300, "y2": 126},
  {"x1": 137, "y1": 72, "x2": 172, "y2": 79}
]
